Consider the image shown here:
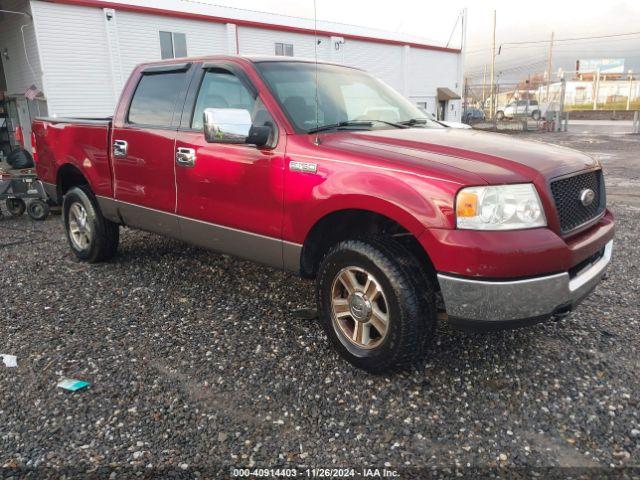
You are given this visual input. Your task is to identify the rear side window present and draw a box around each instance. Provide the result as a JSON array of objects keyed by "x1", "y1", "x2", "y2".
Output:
[{"x1": 128, "y1": 72, "x2": 186, "y2": 127}]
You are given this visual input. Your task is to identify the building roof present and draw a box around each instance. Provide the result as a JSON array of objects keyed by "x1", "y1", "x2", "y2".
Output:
[{"x1": 41, "y1": 0, "x2": 461, "y2": 53}]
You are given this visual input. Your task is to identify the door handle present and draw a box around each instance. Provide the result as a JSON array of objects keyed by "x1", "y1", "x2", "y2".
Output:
[
  {"x1": 176, "y1": 147, "x2": 196, "y2": 167},
  {"x1": 113, "y1": 140, "x2": 128, "y2": 158}
]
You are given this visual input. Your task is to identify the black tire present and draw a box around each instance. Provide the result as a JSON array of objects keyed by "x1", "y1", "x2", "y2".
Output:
[
  {"x1": 63, "y1": 186, "x2": 119, "y2": 262},
  {"x1": 6, "y1": 198, "x2": 26, "y2": 217},
  {"x1": 496, "y1": 111, "x2": 505, "y2": 121},
  {"x1": 316, "y1": 238, "x2": 436, "y2": 373},
  {"x1": 27, "y1": 199, "x2": 50, "y2": 221},
  {"x1": 532, "y1": 110, "x2": 541, "y2": 120}
]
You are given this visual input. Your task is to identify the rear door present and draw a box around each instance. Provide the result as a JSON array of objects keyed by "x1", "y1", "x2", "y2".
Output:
[
  {"x1": 173, "y1": 62, "x2": 286, "y2": 268},
  {"x1": 111, "y1": 63, "x2": 192, "y2": 235}
]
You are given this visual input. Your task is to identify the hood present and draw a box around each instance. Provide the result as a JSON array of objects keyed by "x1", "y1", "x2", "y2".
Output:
[{"x1": 317, "y1": 127, "x2": 599, "y2": 184}]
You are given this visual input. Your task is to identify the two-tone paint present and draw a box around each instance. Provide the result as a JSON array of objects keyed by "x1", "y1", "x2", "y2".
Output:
[{"x1": 33, "y1": 56, "x2": 614, "y2": 287}]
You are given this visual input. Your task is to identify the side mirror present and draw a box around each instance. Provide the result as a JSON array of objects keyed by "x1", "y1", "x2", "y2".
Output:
[
  {"x1": 203, "y1": 108, "x2": 272, "y2": 147},
  {"x1": 203, "y1": 108, "x2": 252, "y2": 144}
]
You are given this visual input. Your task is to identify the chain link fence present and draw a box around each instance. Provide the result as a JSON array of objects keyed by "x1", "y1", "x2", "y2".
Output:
[{"x1": 463, "y1": 72, "x2": 639, "y2": 131}]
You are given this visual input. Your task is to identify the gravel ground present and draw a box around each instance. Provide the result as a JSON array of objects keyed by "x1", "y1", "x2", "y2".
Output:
[{"x1": 1, "y1": 131, "x2": 639, "y2": 479}]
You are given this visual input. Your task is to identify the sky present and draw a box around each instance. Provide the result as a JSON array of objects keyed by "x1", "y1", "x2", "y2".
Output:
[{"x1": 190, "y1": 0, "x2": 640, "y2": 84}]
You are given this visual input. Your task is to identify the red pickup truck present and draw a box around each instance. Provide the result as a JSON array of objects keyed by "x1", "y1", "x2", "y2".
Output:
[{"x1": 33, "y1": 56, "x2": 614, "y2": 372}]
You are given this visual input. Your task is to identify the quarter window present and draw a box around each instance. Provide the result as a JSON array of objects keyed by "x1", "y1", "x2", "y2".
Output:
[
  {"x1": 128, "y1": 72, "x2": 186, "y2": 127},
  {"x1": 275, "y1": 43, "x2": 294, "y2": 57},
  {"x1": 160, "y1": 31, "x2": 187, "y2": 59}
]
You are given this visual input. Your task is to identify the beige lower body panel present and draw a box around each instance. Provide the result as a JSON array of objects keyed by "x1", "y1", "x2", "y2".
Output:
[{"x1": 95, "y1": 196, "x2": 301, "y2": 272}]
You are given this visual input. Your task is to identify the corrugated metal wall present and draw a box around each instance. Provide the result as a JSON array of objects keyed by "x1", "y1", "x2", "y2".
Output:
[
  {"x1": 0, "y1": 0, "x2": 41, "y2": 95},
  {"x1": 409, "y1": 48, "x2": 461, "y2": 120},
  {"x1": 25, "y1": 0, "x2": 460, "y2": 119},
  {"x1": 339, "y1": 39, "x2": 405, "y2": 93},
  {"x1": 30, "y1": 1, "x2": 115, "y2": 116},
  {"x1": 115, "y1": 10, "x2": 228, "y2": 87},
  {"x1": 238, "y1": 26, "x2": 330, "y2": 60}
]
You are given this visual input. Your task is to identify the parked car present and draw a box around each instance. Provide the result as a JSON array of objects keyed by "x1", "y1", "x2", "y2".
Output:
[
  {"x1": 496, "y1": 99, "x2": 545, "y2": 120},
  {"x1": 462, "y1": 107, "x2": 486, "y2": 125},
  {"x1": 33, "y1": 56, "x2": 614, "y2": 372}
]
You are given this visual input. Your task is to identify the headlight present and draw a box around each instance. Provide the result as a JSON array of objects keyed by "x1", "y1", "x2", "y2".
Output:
[{"x1": 456, "y1": 183, "x2": 546, "y2": 230}]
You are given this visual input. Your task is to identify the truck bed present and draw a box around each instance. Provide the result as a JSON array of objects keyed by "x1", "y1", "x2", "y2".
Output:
[{"x1": 32, "y1": 117, "x2": 114, "y2": 200}]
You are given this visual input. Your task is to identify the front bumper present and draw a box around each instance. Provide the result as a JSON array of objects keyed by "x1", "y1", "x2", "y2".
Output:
[{"x1": 438, "y1": 240, "x2": 613, "y2": 330}]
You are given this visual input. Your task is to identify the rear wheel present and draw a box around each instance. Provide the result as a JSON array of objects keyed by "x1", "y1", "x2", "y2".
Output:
[
  {"x1": 316, "y1": 238, "x2": 436, "y2": 372},
  {"x1": 63, "y1": 186, "x2": 119, "y2": 262},
  {"x1": 6, "y1": 198, "x2": 26, "y2": 217},
  {"x1": 27, "y1": 199, "x2": 50, "y2": 221},
  {"x1": 496, "y1": 111, "x2": 505, "y2": 120},
  {"x1": 532, "y1": 109, "x2": 541, "y2": 120}
]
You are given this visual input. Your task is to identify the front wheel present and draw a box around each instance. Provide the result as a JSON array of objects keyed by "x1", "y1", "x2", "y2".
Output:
[
  {"x1": 63, "y1": 186, "x2": 119, "y2": 262},
  {"x1": 532, "y1": 110, "x2": 541, "y2": 120},
  {"x1": 495, "y1": 111, "x2": 505, "y2": 120},
  {"x1": 316, "y1": 239, "x2": 436, "y2": 372}
]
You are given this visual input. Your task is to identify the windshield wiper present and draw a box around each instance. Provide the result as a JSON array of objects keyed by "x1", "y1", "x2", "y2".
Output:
[
  {"x1": 307, "y1": 119, "x2": 408, "y2": 134},
  {"x1": 307, "y1": 120, "x2": 374, "y2": 134},
  {"x1": 398, "y1": 118, "x2": 429, "y2": 126}
]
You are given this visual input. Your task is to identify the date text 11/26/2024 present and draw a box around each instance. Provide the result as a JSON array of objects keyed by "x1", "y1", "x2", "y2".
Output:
[{"x1": 231, "y1": 467, "x2": 400, "y2": 477}]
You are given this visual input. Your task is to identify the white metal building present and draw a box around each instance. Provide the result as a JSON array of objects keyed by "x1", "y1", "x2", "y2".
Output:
[{"x1": 0, "y1": 0, "x2": 463, "y2": 153}]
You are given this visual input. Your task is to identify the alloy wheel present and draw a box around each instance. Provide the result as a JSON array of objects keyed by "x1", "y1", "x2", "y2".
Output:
[
  {"x1": 68, "y1": 202, "x2": 92, "y2": 250},
  {"x1": 330, "y1": 266, "x2": 390, "y2": 349}
]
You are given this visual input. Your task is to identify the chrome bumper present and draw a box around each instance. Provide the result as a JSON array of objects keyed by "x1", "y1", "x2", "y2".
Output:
[{"x1": 437, "y1": 240, "x2": 613, "y2": 328}]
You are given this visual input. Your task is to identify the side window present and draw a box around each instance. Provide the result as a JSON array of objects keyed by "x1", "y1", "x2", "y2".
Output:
[
  {"x1": 160, "y1": 31, "x2": 187, "y2": 59},
  {"x1": 128, "y1": 72, "x2": 186, "y2": 127},
  {"x1": 275, "y1": 43, "x2": 294, "y2": 57},
  {"x1": 191, "y1": 69, "x2": 275, "y2": 132}
]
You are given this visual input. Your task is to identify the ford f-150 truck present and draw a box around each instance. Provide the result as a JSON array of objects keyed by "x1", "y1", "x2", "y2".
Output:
[{"x1": 33, "y1": 56, "x2": 614, "y2": 372}]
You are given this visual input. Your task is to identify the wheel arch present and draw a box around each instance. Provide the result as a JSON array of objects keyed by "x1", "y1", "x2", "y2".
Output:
[
  {"x1": 299, "y1": 207, "x2": 436, "y2": 283},
  {"x1": 56, "y1": 163, "x2": 90, "y2": 200}
]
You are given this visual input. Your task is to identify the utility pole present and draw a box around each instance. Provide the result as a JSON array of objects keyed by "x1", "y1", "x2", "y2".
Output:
[
  {"x1": 545, "y1": 31, "x2": 554, "y2": 101},
  {"x1": 627, "y1": 70, "x2": 633, "y2": 111},
  {"x1": 489, "y1": 10, "x2": 496, "y2": 118},
  {"x1": 481, "y1": 64, "x2": 487, "y2": 107},
  {"x1": 457, "y1": 8, "x2": 467, "y2": 121},
  {"x1": 593, "y1": 67, "x2": 600, "y2": 110},
  {"x1": 463, "y1": 75, "x2": 468, "y2": 112}
]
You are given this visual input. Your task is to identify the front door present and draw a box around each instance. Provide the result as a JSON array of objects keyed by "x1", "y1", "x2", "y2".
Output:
[
  {"x1": 438, "y1": 100, "x2": 446, "y2": 121},
  {"x1": 111, "y1": 66, "x2": 191, "y2": 235},
  {"x1": 174, "y1": 64, "x2": 286, "y2": 268}
]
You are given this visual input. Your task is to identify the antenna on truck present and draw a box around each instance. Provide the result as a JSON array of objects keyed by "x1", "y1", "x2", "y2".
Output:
[{"x1": 313, "y1": 0, "x2": 321, "y2": 146}]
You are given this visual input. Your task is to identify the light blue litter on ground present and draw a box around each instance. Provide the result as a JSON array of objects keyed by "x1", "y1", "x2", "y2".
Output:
[{"x1": 57, "y1": 378, "x2": 90, "y2": 391}]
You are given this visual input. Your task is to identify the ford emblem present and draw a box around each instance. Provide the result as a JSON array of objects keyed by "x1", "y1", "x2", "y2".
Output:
[{"x1": 580, "y1": 188, "x2": 596, "y2": 207}]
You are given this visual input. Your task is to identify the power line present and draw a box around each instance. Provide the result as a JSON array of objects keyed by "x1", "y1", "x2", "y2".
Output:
[
  {"x1": 467, "y1": 31, "x2": 640, "y2": 55},
  {"x1": 465, "y1": 56, "x2": 547, "y2": 74},
  {"x1": 499, "y1": 30, "x2": 640, "y2": 52},
  {"x1": 445, "y1": 12, "x2": 461, "y2": 48}
]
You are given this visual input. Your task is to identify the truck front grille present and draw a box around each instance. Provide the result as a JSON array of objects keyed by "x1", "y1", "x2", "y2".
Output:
[{"x1": 550, "y1": 170, "x2": 605, "y2": 234}]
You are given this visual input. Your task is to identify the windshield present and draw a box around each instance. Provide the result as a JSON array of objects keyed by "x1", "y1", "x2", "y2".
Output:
[{"x1": 255, "y1": 61, "x2": 441, "y2": 133}]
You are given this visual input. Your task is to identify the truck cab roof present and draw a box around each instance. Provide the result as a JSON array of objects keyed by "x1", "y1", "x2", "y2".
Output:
[{"x1": 135, "y1": 54, "x2": 359, "y2": 70}]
